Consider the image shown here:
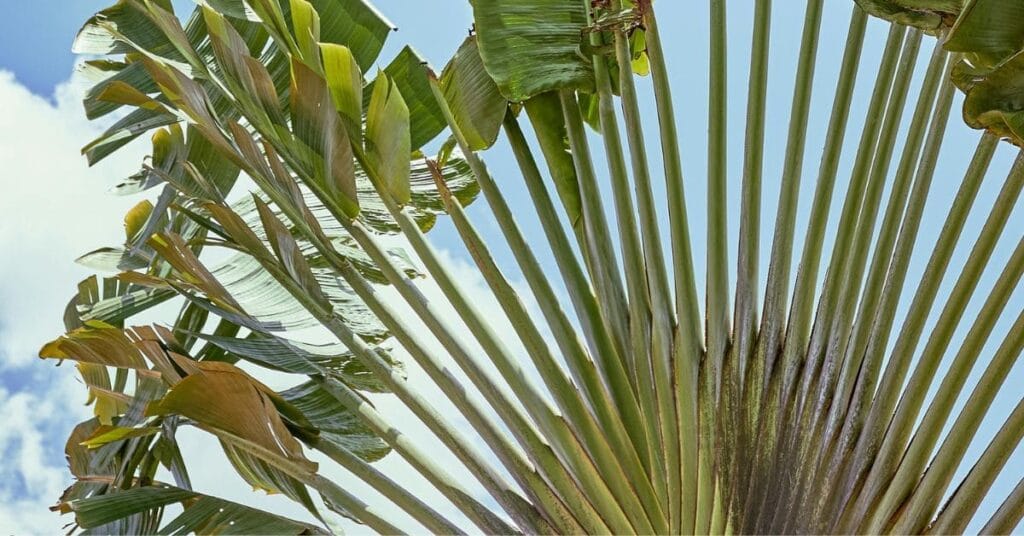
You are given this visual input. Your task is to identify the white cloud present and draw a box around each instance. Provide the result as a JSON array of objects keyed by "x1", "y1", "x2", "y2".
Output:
[
  {"x1": 0, "y1": 70, "x2": 143, "y2": 367},
  {"x1": 0, "y1": 68, "x2": 148, "y2": 534}
]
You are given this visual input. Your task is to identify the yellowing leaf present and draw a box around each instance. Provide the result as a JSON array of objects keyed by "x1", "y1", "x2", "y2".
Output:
[
  {"x1": 290, "y1": 0, "x2": 322, "y2": 65},
  {"x1": 146, "y1": 361, "x2": 317, "y2": 474},
  {"x1": 320, "y1": 43, "x2": 363, "y2": 138},
  {"x1": 124, "y1": 200, "x2": 154, "y2": 242},
  {"x1": 366, "y1": 73, "x2": 411, "y2": 204},
  {"x1": 40, "y1": 322, "x2": 148, "y2": 370},
  {"x1": 81, "y1": 425, "x2": 161, "y2": 448}
]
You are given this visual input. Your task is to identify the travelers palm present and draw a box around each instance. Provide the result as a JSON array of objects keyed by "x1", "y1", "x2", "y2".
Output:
[{"x1": 44, "y1": 0, "x2": 1024, "y2": 533}]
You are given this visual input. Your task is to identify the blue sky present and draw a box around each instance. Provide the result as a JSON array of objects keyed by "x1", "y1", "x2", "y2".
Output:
[{"x1": 0, "y1": 0, "x2": 1020, "y2": 533}]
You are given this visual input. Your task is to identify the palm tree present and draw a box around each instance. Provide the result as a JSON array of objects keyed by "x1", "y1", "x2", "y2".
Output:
[{"x1": 42, "y1": 0, "x2": 1024, "y2": 533}]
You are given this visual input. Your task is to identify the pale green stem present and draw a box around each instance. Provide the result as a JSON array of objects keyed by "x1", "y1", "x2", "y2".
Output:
[
  {"x1": 740, "y1": 4, "x2": 857, "y2": 532},
  {"x1": 736, "y1": 1, "x2": 823, "y2": 529},
  {"x1": 609, "y1": 0, "x2": 679, "y2": 526},
  {"x1": 556, "y1": 91, "x2": 633, "y2": 369},
  {"x1": 696, "y1": 359, "x2": 717, "y2": 534},
  {"x1": 889, "y1": 238, "x2": 1024, "y2": 534},
  {"x1": 346, "y1": 216, "x2": 581, "y2": 534},
  {"x1": 781, "y1": 29, "x2": 921, "y2": 534},
  {"x1": 763, "y1": 18, "x2": 899, "y2": 534},
  {"x1": 733, "y1": 0, "x2": 770, "y2": 390},
  {"x1": 769, "y1": 5, "x2": 865, "y2": 419},
  {"x1": 559, "y1": 89, "x2": 661, "y2": 482},
  {"x1": 642, "y1": 5, "x2": 703, "y2": 532},
  {"x1": 929, "y1": 396, "x2": 1024, "y2": 536},
  {"x1": 706, "y1": 0, "x2": 730, "y2": 405},
  {"x1": 980, "y1": 475, "x2": 1024, "y2": 535},
  {"x1": 698, "y1": 2, "x2": 731, "y2": 529},
  {"x1": 333, "y1": 133, "x2": 597, "y2": 531},
  {"x1": 640, "y1": 1, "x2": 702, "y2": 344},
  {"x1": 426, "y1": 158, "x2": 635, "y2": 535},
  {"x1": 307, "y1": 437, "x2": 463, "y2": 535},
  {"x1": 824, "y1": 41, "x2": 949, "y2": 444},
  {"x1": 582, "y1": 4, "x2": 663, "y2": 494},
  {"x1": 748, "y1": 0, "x2": 822, "y2": 430},
  {"x1": 858, "y1": 157, "x2": 1024, "y2": 534},
  {"x1": 304, "y1": 474, "x2": 405, "y2": 535},
  {"x1": 313, "y1": 376, "x2": 530, "y2": 535},
  {"x1": 805, "y1": 43, "x2": 952, "y2": 534},
  {"x1": 720, "y1": 0, "x2": 770, "y2": 525},
  {"x1": 835, "y1": 134, "x2": 1003, "y2": 532},
  {"x1": 786, "y1": 22, "x2": 907, "y2": 437},
  {"x1": 941, "y1": 333, "x2": 1024, "y2": 536},
  {"x1": 802, "y1": 28, "x2": 921, "y2": 420},
  {"x1": 826, "y1": 132, "x2": 999, "y2": 534},
  {"x1": 503, "y1": 114, "x2": 664, "y2": 535},
  {"x1": 436, "y1": 96, "x2": 663, "y2": 533},
  {"x1": 433, "y1": 71, "x2": 661, "y2": 532}
]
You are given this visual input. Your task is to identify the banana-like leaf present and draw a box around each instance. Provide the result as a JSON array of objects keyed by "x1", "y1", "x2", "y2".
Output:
[
  {"x1": 946, "y1": 0, "x2": 1024, "y2": 69},
  {"x1": 68, "y1": 486, "x2": 185, "y2": 534},
  {"x1": 83, "y1": 108, "x2": 179, "y2": 166},
  {"x1": 468, "y1": 0, "x2": 595, "y2": 101},
  {"x1": 303, "y1": 0, "x2": 393, "y2": 70},
  {"x1": 955, "y1": 51, "x2": 1024, "y2": 146},
  {"x1": 366, "y1": 73, "x2": 412, "y2": 204},
  {"x1": 64, "y1": 275, "x2": 134, "y2": 331},
  {"x1": 76, "y1": 247, "x2": 152, "y2": 273},
  {"x1": 78, "y1": 286, "x2": 176, "y2": 326},
  {"x1": 289, "y1": 58, "x2": 360, "y2": 218},
  {"x1": 159, "y1": 491, "x2": 329, "y2": 534},
  {"x1": 225, "y1": 194, "x2": 420, "y2": 281},
  {"x1": 440, "y1": 36, "x2": 508, "y2": 151},
  {"x1": 321, "y1": 43, "x2": 363, "y2": 137},
  {"x1": 146, "y1": 360, "x2": 321, "y2": 514},
  {"x1": 938, "y1": 0, "x2": 1024, "y2": 146},
  {"x1": 281, "y1": 380, "x2": 391, "y2": 462},
  {"x1": 206, "y1": 0, "x2": 393, "y2": 71},
  {"x1": 211, "y1": 251, "x2": 389, "y2": 339},
  {"x1": 78, "y1": 3, "x2": 239, "y2": 163},
  {"x1": 63, "y1": 484, "x2": 327, "y2": 534},
  {"x1": 224, "y1": 150, "x2": 477, "y2": 243},
  {"x1": 147, "y1": 361, "x2": 316, "y2": 469},
  {"x1": 83, "y1": 60, "x2": 160, "y2": 120},
  {"x1": 193, "y1": 331, "x2": 395, "y2": 392},
  {"x1": 853, "y1": 0, "x2": 952, "y2": 32},
  {"x1": 40, "y1": 321, "x2": 149, "y2": 370},
  {"x1": 375, "y1": 46, "x2": 447, "y2": 150},
  {"x1": 523, "y1": 92, "x2": 582, "y2": 227},
  {"x1": 94, "y1": 235, "x2": 387, "y2": 340},
  {"x1": 74, "y1": 0, "x2": 180, "y2": 57},
  {"x1": 353, "y1": 152, "x2": 478, "y2": 233}
]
